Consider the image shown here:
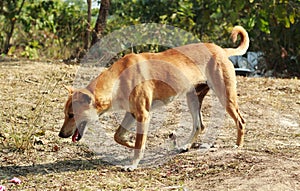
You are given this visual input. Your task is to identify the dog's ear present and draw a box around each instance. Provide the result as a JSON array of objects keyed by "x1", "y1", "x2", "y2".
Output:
[
  {"x1": 73, "y1": 90, "x2": 92, "y2": 104},
  {"x1": 63, "y1": 85, "x2": 74, "y2": 95},
  {"x1": 81, "y1": 92, "x2": 92, "y2": 104}
]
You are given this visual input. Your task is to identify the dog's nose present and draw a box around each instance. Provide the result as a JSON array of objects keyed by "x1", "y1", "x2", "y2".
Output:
[{"x1": 58, "y1": 131, "x2": 67, "y2": 138}]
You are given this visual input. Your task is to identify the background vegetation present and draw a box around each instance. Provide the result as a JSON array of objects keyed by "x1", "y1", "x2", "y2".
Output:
[
  {"x1": 0, "y1": 2, "x2": 299, "y2": 189},
  {"x1": 0, "y1": 0, "x2": 299, "y2": 76}
]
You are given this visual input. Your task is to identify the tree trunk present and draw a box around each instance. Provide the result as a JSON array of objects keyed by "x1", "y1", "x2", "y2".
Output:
[
  {"x1": 91, "y1": 0, "x2": 110, "y2": 46},
  {"x1": 4, "y1": 20, "x2": 16, "y2": 54},
  {"x1": 84, "y1": 0, "x2": 92, "y2": 50},
  {"x1": 3, "y1": 0, "x2": 26, "y2": 54}
]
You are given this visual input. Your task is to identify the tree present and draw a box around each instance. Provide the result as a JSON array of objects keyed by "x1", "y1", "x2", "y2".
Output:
[
  {"x1": 91, "y1": 0, "x2": 110, "y2": 46},
  {"x1": 0, "y1": 0, "x2": 26, "y2": 54},
  {"x1": 85, "y1": 0, "x2": 92, "y2": 50},
  {"x1": 0, "y1": 0, "x2": 88, "y2": 59}
]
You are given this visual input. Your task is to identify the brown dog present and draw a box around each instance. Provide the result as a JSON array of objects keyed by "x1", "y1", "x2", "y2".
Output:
[{"x1": 59, "y1": 26, "x2": 249, "y2": 171}]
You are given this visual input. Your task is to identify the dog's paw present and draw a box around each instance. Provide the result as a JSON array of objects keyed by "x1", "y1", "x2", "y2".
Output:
[
  {"x1": 191, "y1": 142, "x2": 201, "y2": 149},
  {"x1": 122, "y1": 140, "x2": 135, "y2": 148},
  {"x1": 121, "y1": 165, "x2": 137, "y2": 172},
  {"x1": 114, "y1": 137, "x2": 135, "y2": 149},
  {"x1": 233, "y1": 144, "x2": 243, "y2": 149},
  {"x1": 177, "y1": 144, "x2": 192, "y2": 153}
]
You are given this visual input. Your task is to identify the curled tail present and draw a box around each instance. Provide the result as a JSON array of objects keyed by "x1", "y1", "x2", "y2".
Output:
[{"x1": 225, "y1": 26, "x2": 249, "y2": 57}]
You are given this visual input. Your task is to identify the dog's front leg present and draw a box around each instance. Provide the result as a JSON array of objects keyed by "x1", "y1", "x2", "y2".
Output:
[
  {"x1": 114, "y1": 112, "x2": 135, "y2": 148},
  {"x1": 123, "y1": 110, "x2": 150, "y2": 171}
]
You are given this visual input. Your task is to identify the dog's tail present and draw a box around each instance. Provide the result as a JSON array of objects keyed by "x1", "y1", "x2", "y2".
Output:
[{"x1": 225, "y1": 26, "x2": 249, "y2": 57}]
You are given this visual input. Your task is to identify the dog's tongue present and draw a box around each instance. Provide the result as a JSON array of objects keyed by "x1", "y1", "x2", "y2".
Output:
[{"x1": 72, "y1": 129, "x2": 79, "y2": 142}]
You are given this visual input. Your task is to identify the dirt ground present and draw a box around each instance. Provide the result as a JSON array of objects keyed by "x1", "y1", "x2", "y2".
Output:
[{"x1": 0, "y1": 60, "x2": 299, "y2": 191}]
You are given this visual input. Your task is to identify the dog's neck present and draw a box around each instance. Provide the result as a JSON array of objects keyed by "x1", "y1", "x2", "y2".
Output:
[
  {"x1": 86, "y1": 63, "x2": 126, "y2": 113},
  {"x1": 86, "y1": 75, "x2": 111, "y2": 113}
]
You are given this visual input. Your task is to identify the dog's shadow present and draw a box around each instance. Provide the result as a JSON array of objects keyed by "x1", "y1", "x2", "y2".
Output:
[
  {"x1": 0, "y1": 158, "x2": 105, "y2": 178},
  {"x1": 0, "y1": 149, "x2": 182, "y2": 178}
]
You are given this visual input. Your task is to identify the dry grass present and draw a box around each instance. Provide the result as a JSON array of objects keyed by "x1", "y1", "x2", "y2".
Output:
[{"x1": 0, "y1": 61, "x2": 299, "y2": 190}]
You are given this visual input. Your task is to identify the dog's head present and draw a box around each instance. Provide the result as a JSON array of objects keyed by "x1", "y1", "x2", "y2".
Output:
[{"x1": 58, "y1": 86, "x2": 97, "y2": 142}]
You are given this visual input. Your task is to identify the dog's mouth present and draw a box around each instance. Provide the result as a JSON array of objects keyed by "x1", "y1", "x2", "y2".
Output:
[
  {"x1": 72, "y1": 129, "x2": 81, "y2": 142},
  {"x1": 72, "y1": 121, "x2": 87, "y2": 142}
]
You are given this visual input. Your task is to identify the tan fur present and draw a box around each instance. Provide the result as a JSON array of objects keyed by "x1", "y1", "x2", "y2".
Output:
[{"x1": 59, "y1": 26, "x2": 249, "y2": 171}]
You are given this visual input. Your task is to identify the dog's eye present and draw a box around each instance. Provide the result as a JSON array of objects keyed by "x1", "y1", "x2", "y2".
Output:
[{"x1": 68, "y1": 113, "x2": 74, "y2": 119}]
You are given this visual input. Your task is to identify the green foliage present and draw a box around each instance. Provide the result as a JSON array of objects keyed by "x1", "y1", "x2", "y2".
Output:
[
  {"x1": 21, "y1": 41, "x2": 40, "y2": 59},
  {"x1": 0, "y1": 0, "x2": 87, "y2": 59},
  {"x1": 0, "y1": 0, "x2": 299, "y2": 75},
  {"x1": 107, "y1": 0, "x2": 300, "y2": 76}
]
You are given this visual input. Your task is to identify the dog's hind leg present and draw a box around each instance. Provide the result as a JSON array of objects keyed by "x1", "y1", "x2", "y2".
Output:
[
  {"x1": 195, "y1": 83, "x2": 210, "y2": 132},
  {"x1": 225, "y1": 100, "x2": 245, "y2": 147},
  {"x1": 181, "y1": 84, "x2": 209, "y2": 151},
  {"x1": 220, "y1": 83, "x2": 245, "y2": 147},
  {"x1": 222, "y1": 65, "x2": 245, "y2": 147},
  {"x1": 114, "y1": 112, "x2": 135, "y2": 148},
  {"x1": 182, "y1": 90, "x2": 200, "y2": 150},
  {"x1": 209, "y1": 59, "x2": 245, "y2": 147}
]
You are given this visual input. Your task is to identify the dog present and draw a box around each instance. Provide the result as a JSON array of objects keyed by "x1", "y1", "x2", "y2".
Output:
[{"x1": 59, "y1": 26, "x2": 249, "y2": 171}]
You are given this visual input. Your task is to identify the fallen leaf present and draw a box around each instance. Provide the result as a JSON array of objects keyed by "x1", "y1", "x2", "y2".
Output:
[
  {"x1": 0, "y1": 185, "x2": 6, "y2": 191},
  {"x1": 9, "y1": 177, "x2": 22, "y2": 184}
]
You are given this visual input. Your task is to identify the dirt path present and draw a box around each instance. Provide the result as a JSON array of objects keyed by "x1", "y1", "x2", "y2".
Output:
[{"x1": 0, "y1": 61, "x2": 299, "y2": 190}]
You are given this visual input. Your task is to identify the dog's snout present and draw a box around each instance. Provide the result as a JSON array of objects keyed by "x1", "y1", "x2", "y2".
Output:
[
  {"x1": 58, "y1": 131, "x2": 64, "y2": 138},
  {"x1": 58, "y1": 131, "x2": 69, "y2": 138}
]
